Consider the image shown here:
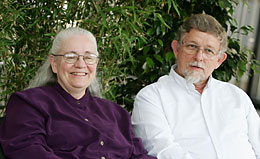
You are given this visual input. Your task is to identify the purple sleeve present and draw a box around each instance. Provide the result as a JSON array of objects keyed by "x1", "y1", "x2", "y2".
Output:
[
  {"x1": 120, "y1": 109, "x2": 157, "y2": 159},
  {"x1": 0, "y1": 93, "x2": 61, "y2": 159},
  {"x1": 130, "y1": 135, "x2": 157, "y2": 159}
]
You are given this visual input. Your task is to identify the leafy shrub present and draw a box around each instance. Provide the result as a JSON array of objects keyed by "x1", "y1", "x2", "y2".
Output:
[{"x1": 0, "y1": 0, "x2": 259, "y2": 114}]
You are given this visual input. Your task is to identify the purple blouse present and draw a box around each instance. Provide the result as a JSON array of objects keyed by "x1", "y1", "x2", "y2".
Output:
[{"x1": 0, "y1": 83, "x2": 156, "y2": 159}]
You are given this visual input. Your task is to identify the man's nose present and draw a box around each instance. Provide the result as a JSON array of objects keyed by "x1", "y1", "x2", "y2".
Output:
[{"x1": 194, "y1": 48, "x2": 204, "y2": 61}]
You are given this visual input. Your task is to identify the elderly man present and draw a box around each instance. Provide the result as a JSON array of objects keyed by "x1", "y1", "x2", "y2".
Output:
[{"x1": 132, "y1": 13, "x2": 260, "y2": 159}]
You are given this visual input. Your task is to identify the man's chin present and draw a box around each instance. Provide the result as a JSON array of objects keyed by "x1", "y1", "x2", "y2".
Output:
[
  {"x1": 184, "y1": 72, "x2": 204, "y2": 84},
  {"x1": 185, "y1": 76, "x2": 201, "y2": 84}
]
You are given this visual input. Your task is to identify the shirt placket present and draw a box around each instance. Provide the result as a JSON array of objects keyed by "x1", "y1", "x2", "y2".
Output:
[
  {"x1": 75, "y1": 100, "x2": 108, "y2": 158},
  {"x1": 201, "y1": 90, "x2": 222, "y2": 158}
]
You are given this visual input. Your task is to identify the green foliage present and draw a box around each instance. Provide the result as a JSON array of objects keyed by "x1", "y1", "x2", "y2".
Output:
[{"x1": 0, "y1": 0, "x2": 259, "y2": 114}]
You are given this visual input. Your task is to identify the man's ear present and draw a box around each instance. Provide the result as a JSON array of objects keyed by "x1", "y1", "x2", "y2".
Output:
[
  {"x1": 216, "y1": 53, "x2": 227, "y2": 69},
  {"x1": 49, "y1": 55, "x2": 57, "y2": 73},
  {"x1": 171, "y1": 40, "x2": 179, "y2": 58}
]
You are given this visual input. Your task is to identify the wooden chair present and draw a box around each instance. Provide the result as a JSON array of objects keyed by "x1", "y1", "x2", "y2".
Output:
[{"x1": 0, "y1": 117, "x2": 6, "y2": 159}]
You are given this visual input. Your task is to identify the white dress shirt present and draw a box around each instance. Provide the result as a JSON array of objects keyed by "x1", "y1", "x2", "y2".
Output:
[{"x1": 132, "y1": 65, "x2": 260, "y2": 159}]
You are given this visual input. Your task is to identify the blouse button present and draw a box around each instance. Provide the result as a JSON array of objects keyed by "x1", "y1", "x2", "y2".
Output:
[
  {"x1": 84, "y1": 118, "x2": 89, "y2": 122},
  {"x1": 100, "y1": 140, "x2": 104, "y2": 146},
  {"x1": 76, "y1": 101, "x2": 80, "y2": 104}
]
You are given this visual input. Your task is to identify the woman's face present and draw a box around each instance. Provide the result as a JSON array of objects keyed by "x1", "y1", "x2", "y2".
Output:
[{"x1": 50, "y1": 35, "x2": 98, "y2": 99}]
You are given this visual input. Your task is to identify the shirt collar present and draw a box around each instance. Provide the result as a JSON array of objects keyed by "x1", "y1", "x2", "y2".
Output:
[
  {"x1": 205, "y1": 75, "x2": 213, "y2": 89},
  {"x1": 169, "y1": 64, "x2": 213, "y2": 94}
]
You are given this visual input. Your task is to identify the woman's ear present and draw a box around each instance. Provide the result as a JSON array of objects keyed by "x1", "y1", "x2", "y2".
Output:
[{"x1": 49, "y1": 55, "x2": 57, "y2": 73}]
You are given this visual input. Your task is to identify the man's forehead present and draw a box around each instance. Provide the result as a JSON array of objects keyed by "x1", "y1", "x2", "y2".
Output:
[{"x1": 183, "y1": 29, "x2": 220, "y2": 48}]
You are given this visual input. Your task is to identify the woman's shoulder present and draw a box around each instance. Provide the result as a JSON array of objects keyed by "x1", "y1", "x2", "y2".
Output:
[
  {"x1": 5, "y1": 85, "x2": 58, "y2": 116},
  {"x1": 14, "y1": 85, "x2": 55, "y2": 97},
  {"x1": 10, "y1": 86, "x2": 55, "y2": 100},
  {"x1": 91, "y1": 96, "x2": 130, "y2": 115}
]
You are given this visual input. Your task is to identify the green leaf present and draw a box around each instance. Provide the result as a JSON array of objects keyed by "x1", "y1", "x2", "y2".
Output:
[
  {"x1": 44, "y1": 33, "x2": 56, "y2": 37},
  {"x1": 146, "y1": 57, "x2": 154, "y2": 68},
  {"x1": 240, "y1": 25, "x2": 254, "y2": 35},
  {"x1": 143, "y1": 46, "x2": 151, "y2": 55},
  {"x1": 153, "y1": 54, "x2": 164, "y2": 64},
  {"x1": 171, "y1": 0, "x2": 180, "y2": 16},
  {"x1": 0, "y1": 38, "x2": 15, "y2": 46},
  {"x1": 27, "y1": 17, "x2": 42, "y2": 30},
  {"x1": 218, "y1": 0, "x2": 232, "y2": 9},
  {"x1": 167, "y1": 0, "x2": 172, "y2": 13},
  {"x1": 150, "y1": 74, "x2": 158, "y2": 82},
  {"x1": 238, "y1": 61, "x2": 247, "y2": 72},
  {"x1": 158, "y1": 39, "x2": 163, "y2": 46},
  {"x1": 154, "y1": 13, "x2": 171, "y2": 29},
  {"x1": 218, "y1": 0, "x2": 225, "y2": 9},
  {"x1": 165, "y1": 51, "x2": 174, "y2": 62}
]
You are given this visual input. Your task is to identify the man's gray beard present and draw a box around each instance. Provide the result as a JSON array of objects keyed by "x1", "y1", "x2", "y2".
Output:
[
  {"x1": 184, "y1": 61, "x2": 205, "y2": 84},
  {"x1": 184, "y1": 71, "x2": 203, "y2": 84}
]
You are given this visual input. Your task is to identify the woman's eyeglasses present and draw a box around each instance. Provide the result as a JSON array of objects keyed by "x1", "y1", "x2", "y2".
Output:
[{"x1": 52, "y1": 52, "x2": 99, "y2": 64}]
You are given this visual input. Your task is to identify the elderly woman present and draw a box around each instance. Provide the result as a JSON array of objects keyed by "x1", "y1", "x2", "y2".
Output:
[{"x1": 0, "y1": 27, "x2": 156, "y2": 159}]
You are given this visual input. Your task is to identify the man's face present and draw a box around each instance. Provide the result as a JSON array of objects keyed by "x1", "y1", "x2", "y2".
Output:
[{"x1": 171, "y1": 29, "x2": 227, "y2": 84}]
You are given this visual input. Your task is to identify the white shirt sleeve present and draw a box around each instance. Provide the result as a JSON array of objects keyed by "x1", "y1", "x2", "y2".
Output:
[
  {"x1": 131, "y1": 85, "x2": 194, "y2": 159},
  {"x1": 245, "y1": 99, "x2": 260, "y2": 159}
]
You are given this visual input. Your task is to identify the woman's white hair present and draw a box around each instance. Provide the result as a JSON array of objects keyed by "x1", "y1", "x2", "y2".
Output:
[{"x1": 27, "y1": 27, "x2": 102, "y2": 97}]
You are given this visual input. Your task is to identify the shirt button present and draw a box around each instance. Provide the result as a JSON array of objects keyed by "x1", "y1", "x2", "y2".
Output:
[
  {"x1": 100, "y1": 140, "x2": 104, "y2": 146},
  {"x1": 84, "y1": 118, "x2": 89, "y2": 122},
  {"x1": 76, "y1": 101, "x2": 80, "y2": 104},
  {"x1": 101, "y1": 157, "x2": 106, "y2": 159}
]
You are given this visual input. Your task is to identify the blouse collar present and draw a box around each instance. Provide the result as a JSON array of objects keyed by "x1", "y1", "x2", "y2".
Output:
[{"x1": 54, "y1": 82, "x2": 90, "y2": 109}]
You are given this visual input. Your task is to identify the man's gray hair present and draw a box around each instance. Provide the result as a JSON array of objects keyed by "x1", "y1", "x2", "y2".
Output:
[
  {"x1": 176, "y1": 13, "x2": 228, "y2": 55},
  {"x1": 27, "y1": 27, "x2": 102, "y2": 97}
]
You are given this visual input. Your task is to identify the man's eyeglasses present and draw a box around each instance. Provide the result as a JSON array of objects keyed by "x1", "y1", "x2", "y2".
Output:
[
  {"x1": 182, "y1": 42, "x2": 219, "y2": 59},
  {"x1": 52, "y1": 52, "x2": 99, "y2": 64}
]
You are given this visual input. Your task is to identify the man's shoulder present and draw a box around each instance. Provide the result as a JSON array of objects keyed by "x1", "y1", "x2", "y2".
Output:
[
  {"x1": 212, "y1": 78, "x2": 248, "y2": 95},
  {"x1": 137, "y1": 74, "x2": 172, "y2": 97},
  {"x1": 213, "y1": 78, "x2": 241, "y2": 89}
]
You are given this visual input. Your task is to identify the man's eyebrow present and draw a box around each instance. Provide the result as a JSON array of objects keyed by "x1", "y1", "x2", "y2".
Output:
[{"x1": 186, "y1": 41, "x2": 218, "y2": 49}]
